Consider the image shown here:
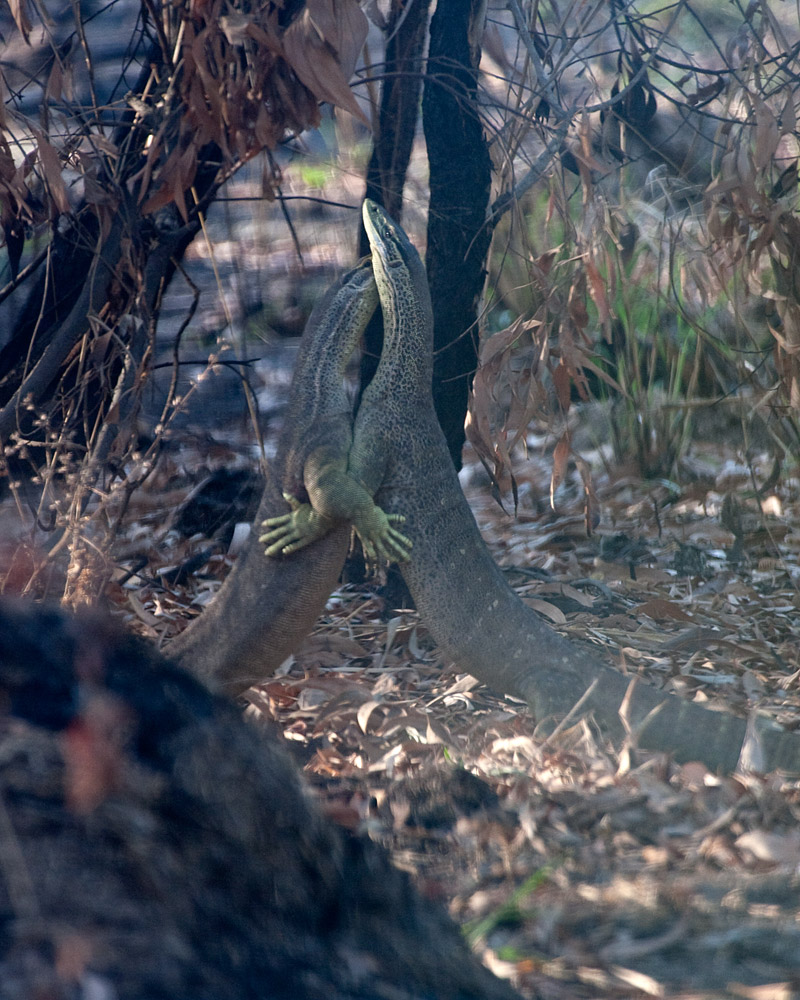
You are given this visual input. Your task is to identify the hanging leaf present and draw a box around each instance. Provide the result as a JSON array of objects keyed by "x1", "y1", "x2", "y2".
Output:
[
  {"x1": 585, "y1": 257, "x2": 610, "y2": 325},
  {"x1": 282, "y1": 0, "x2": 369, "y2": 125},
  {"x1": 550, "y1": 430, "x2": 571, "y2": 508},
  {"x1": 552, "y1": 361, "x2": 571, "y2": 413},
  {"x1": 8, "y1": 0, "x2": 33, "y2": 43}
]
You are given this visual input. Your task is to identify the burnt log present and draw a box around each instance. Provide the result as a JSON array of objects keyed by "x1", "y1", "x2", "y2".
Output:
[{"x1": 0, "y1": 599, "x2": 519, "y2": 1000}]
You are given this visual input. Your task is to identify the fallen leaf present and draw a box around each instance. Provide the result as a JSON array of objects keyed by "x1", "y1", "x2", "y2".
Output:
[
  {"x1": 523, "y1": 597, "x2": 567, "y2": 625},
  {"x1": 357, "y1": 699, "x2": 382, "y2": 733},
  {"x1": 637, "y1": 599, "x2": 692, "y2": 622},
  {"x1": 736, "y1": 829, "x2": 800, "y2": 865}
]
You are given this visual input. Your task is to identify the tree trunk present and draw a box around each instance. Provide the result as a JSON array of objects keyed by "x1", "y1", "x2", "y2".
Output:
[
  {"x1": 423, "y1": 0, "x2": 493, "y2": 470},
  {"x1": 359, "y1": 0, "x2": 430, "y2": 391}
]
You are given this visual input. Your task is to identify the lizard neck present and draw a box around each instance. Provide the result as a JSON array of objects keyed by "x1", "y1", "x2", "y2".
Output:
[
  {"x1": 368, "y1": 307, "x2": 433, "y2": 405},
  {"x1": 362, "y1": 199, "x2": 434, "y2": 405},
  {"x1": 366, "y1": 265, "x2": 434, "y2": 405},
  {"x1": 290, "y1": 270, "x2": 378, "y2": 420}
]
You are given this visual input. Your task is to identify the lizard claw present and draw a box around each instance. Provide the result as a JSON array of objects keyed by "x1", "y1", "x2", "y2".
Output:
[{"x1": 372, "y1": 524, "x2": 413, "y2": 563}]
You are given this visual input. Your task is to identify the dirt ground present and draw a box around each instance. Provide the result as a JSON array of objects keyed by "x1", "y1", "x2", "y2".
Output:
[{"x1": 123, "y1": 366, "x2": 800, "y2": 1000}]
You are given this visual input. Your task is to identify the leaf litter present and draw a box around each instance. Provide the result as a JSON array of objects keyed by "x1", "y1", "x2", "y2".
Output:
[
  {"x1": 89, "y1": 183, "x2": 800, "y2": 1000},
  {"x1": 113, "y1": 414, "x2": 800, "y2": 1000}
]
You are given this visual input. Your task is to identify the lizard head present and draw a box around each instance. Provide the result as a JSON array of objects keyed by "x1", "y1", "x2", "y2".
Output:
[
  {"x1": 362, "y1": 199, "x2": 426, "y2": 290},
  {"x1": 339, "y1": 255, "x2": 377, "y2": 294},
  {"x1": 361, "y1": 199, "x2": 432, "y2": 350}
]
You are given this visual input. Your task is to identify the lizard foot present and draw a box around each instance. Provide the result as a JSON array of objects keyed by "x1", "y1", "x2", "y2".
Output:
[
  {"x1": 260, "y1": 495, "x2": 330, "y2": 557},
  {"x1": 357, "y1": 510, "x2": 412, "y2": 564}
]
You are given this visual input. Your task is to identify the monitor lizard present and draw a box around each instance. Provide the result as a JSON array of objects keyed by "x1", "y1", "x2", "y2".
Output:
[
  {"x1": 265, "y1": 201, "x2": 800, "y2": 774},
  {"x1": 170, "y1": 259, "x2": 410, "y2": 697}
]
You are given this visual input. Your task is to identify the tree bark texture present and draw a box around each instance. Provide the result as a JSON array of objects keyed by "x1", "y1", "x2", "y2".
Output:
[
  {"x1": 423, "y1": 0, "x2": 493, "y2": 470},
  {"x1": 0, "y1": 598, "x2": 520, "y2": 1000},
  {"x1": 359, "y1": 0, "x2": 430, "y2": 393}
]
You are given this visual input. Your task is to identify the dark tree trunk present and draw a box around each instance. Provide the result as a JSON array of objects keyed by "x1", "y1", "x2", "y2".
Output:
[
  {"x1": 423, "y1": 0, "x2": 493, "y2": 470},
  {"x1": 359, "y1": 0, "x2": 430, "y2": 391}
]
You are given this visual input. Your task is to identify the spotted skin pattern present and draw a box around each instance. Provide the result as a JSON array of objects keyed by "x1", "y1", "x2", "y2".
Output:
[
  {"x1": 171, "y1": 263, "x2": 406, "y2": 696},
  {"x1": 260, "y1": 258, "x2": 411, "y2": 563},
  {"x1": 356, "y1": 200, "x2": 800, "y2": 774}
]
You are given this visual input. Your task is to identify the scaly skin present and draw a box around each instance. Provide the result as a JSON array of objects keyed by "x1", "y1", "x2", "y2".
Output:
[
  {"x1": 258, "y1": 263, "x2": 411, "y2": 563},
  {"x1": 356, "y1": 200, "x2": 800, "y2": 774},
  {"x1": 170, "y1": 262, "x2": 407, "y2": 697}
]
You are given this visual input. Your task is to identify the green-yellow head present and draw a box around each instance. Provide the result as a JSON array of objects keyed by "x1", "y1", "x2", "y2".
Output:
[{"x1": 361, "y1": 199, "x2": 432, "y2": 351}]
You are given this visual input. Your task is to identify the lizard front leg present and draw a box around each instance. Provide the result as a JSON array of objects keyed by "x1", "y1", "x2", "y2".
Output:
[
  {"x1": 260, "y1": 454, "x2": 411, "y2": 562},
  {"x1": 260, "y1": 493, "x2": 337, "y2": 557}
]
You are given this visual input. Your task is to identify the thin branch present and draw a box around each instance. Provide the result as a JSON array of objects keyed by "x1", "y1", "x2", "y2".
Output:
[
  {"x1": 0, "y1": 216, "x2": 123, "y2": 443},
  {"x1": 489, "y1": 120, "x2": 570, "y2": 222}
]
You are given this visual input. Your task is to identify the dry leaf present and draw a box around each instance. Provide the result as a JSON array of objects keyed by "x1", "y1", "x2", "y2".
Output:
[
  {"x1": 729, "y1": 983, "x2": 796, "y2": 1000},
  {"x1": 357, "y1": 699, "x2": 382, "y2": 733},
  {"x1": 300, "y1": 634, "x2": 368, "y2": 658},
  {"x1": 32, "y1": 130, "x2": 71, "y2": 215},
  {"x1": 550, "y1": 430, "x2": 571, "y2": 508},
  {"x1": 637, "y1": 599, "x2": 692, "y2": 622},
  {"x1": 219, "y1": 11, "x2": 253, "y2": 45},
  {"x1": 8, "y1": 0, "x2": 33, "y2": 42},
  {"x1": 559, "y1": 583, "x2": 595, "y2": 608},
  {"x1": 585, "y1": 257, "x2": 610, "y2": 324},
  {"x1": 735, "y1": 829, "x2": 800, "y2": 865},
  {"x1": 523, "y1": 597, "x2": 567, "y2": 625},
  {"x1": 552, "y1": 361, "x2": 571, "y2": 413},
  {"x1": 282, "y1": 0, "x2": 369, "y2": 125},
  {"x1": 297, "y1": 687, "x2": 330, "y2": 710},
  {"x1": 610, "y1": 965, "x2": 664, "y2": 996}
]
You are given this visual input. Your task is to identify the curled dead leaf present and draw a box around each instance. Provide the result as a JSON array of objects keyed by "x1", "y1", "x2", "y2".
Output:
[
  {"x1": 357, "y1": 699, "x2": 382, "y2": 733},
  {"x1": 523, "y1": 597, "x2": 567, "y2": 625},
  {"x1": 282, "y1": 0, "x2": 369, "y2": 125}
]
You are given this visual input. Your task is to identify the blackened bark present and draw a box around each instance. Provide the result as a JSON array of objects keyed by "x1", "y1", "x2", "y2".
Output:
[
  {"x1": 0, "y1": 213, "x2": 100, "y2": 389},
  {"x1": 359, "y1": 0, "x2": 430, "y2": 391},
  {"x1": 360, "y1": 0, "x2": 429, "y2": 233},
  {"x1": 423, "y1": 0, "x2": 493, "y2": 470},
  {"x1": 0, "y1": 599, "x2": 521, "y2": 1000}
]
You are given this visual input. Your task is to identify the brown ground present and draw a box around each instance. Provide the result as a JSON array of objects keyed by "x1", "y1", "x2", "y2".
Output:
[
  {"x1": 118, "y1": 400, "x2": 800, "y2": 1000},
  {"x1": 2, "y1": 160, "x2": 798, "y2": 1000}
]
